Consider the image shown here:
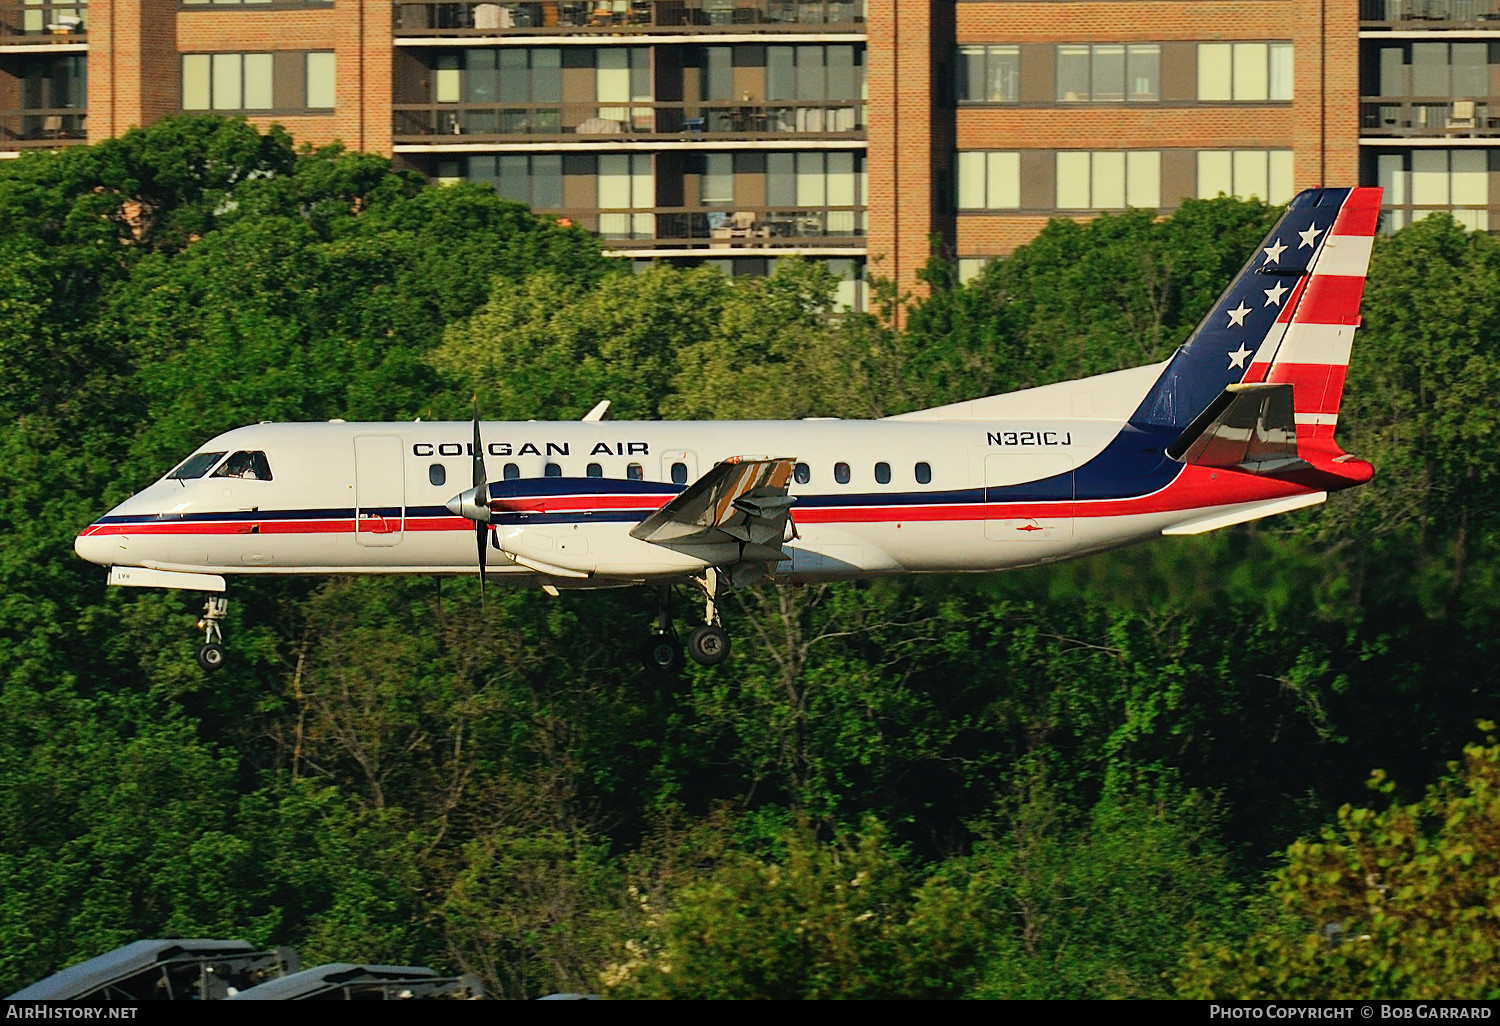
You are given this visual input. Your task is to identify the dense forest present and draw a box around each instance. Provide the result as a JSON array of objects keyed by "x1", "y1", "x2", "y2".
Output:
[{"x1": 2, "y1": 116, "x2": 1498, "y2": 1000}]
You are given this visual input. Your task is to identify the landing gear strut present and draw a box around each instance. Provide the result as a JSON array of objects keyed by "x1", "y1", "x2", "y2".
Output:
[
  {"x1": 640, "y1": 570, "x2": 733, "y2": 675},
  {"x1": 685, "y1": 568, "x2": 730, "y2": 666},
  {"x1": 196, "y1": 594, "x2": 228, "y2": 672},
  {"x1": 641, "y1": 586, "x2": 684, "y2": 676}
]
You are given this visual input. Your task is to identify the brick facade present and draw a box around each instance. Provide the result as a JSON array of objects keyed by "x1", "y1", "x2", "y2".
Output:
[{"x1": 38, "y1": 0, "x2": 1368, "y2": 304}]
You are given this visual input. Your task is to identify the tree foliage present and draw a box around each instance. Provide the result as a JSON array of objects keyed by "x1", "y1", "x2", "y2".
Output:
[
  {"x1": 1179, "y1": 728, "x2": 1500, "y2": 999},
  {"x1": 3, "y1": 121, "x2": 1499, "y2": 999}
]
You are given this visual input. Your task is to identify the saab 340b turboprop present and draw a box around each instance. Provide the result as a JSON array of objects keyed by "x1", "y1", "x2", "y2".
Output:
[{"x1": 76, "y1": 186, "x2": 1381, "y2": 674}]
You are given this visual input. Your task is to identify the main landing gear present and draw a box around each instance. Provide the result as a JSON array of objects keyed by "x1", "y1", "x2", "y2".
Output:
[
  {"x1": 641, "y1": 569, "x2": 732, "y2": 676},
  {"x1": 196, "y1": 594, "x2": 229, "y2": 672}
]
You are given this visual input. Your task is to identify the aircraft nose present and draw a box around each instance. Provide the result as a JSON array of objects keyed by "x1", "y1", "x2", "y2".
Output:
[{"x1": 74, "y1": 527, "x2": 122, "y2": 567}]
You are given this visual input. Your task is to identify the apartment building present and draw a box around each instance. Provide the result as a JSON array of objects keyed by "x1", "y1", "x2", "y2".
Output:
[{"x1": 0, "y1": 1, "x2": 1487, "y2": 302}]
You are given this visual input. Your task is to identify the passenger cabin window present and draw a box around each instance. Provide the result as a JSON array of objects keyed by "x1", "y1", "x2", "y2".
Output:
[
  {"x1": 545, "y1": 463, "x2": 562, "y2": 477},
  {"x1": 627, "y1": 463, "x2": 644, "y2": 480},
  {"x1": 168, "y1": 451, "x2": 226, "y2": 480},
  {"x1": 834, "y1": 462, "x2": 851, "y2": 484},
  {"x1": 429, "y1": 463, "x2": 446, "y2": 487},
  {"x1": 794, "y1": 462, "x2": 810, "y2": 485},
  {"x1": 213, "y1": 451, "x2": 272, "y2": 481},
  {"x1": 671, "y1": 462, "x2": 688, "y2": 485},
  {"x1": 504, "y1": 463, "x2": 520, "y2": 480},
  {"x1": 915, "y1": 461, "x2": 932, "y2": 485},
  {"x1": 875, "y1": 461, "x2": 891, "y2": 485},
  {"x1": 587, "y1": 463, "x2": 603, "y2": 478}
]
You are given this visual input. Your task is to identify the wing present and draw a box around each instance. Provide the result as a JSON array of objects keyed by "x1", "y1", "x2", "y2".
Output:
[{"x1": 630, "y1": 457, "x2": 797, "y2": 564}]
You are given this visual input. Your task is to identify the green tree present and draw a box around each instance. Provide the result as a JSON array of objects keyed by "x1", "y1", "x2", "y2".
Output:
[
  {"x1": 1179, "y1": 728, "x2": 1500, "y2": 1000},
  {"x1": 603, "y1": 817, "x2": 980, "y2": 999}
]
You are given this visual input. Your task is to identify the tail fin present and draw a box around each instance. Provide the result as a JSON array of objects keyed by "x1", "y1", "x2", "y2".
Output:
[
  {"x1": 1245, "y1": 187, "x2": 1381, "y2": 458},
  {"x1": 1135, "y1": 186, "x2": 1380, "y2": 489}
]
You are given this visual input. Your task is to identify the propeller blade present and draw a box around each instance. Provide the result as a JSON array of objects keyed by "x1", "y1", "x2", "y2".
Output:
[{"x1": 472, "y1": 408, "x2": 490, "y2": 608}]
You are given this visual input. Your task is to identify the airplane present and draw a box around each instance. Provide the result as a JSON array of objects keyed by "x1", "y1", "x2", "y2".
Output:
[{"x1": 75, "y1": 186, "x2": 1381, "y2": 675}]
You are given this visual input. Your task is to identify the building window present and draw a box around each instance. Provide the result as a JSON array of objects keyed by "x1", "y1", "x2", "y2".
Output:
[
  {"x1": 1056, "y1": 151, "x2": 1160, "y2": 210},
  {"x1": 767, "y1": 44, "x2": 864, "y2": 131},
  {"x1": 1376, "y1": 42, "x2": 1487, "y2": 98},
  {"x1": 1197, "y1": 150, "x2": 1295, "y2": 205},
  {"x1": 181, "y1": 51, "x2": 334, "y2": 112},
  {"x1": 1057, "y1": 44, "x2": 1160, "y2": 102},
  {"x1": 1378, "y1": 150, "x2": 1488, "y2": 232},
  {"x1": 598, "y1": 153, "x2": 654, "y2": 239},
  {"x1": 306, "y1": 52, "x2": 336, "y2": 110},
  {"x1": 767, "y1": 45, "x2": 862, "y2": 102},
  {"x1": 957, "y1": 151, "x2": 1020, "y2": 210},
  {"x1": 468, "y1": 154, "x2": 563, "y2": 210},
  {"x1": 1197, "y1": 42, "x2": 1293, "y2": 101},
  {"x1": 767, "y1": 152, "x2": 863, "y2": 234},
  {"x1": 183, "y1": 53, "x2": 272, "y2": 111},
  {"x1": 957, "y1": 45, "x2": 1019, "y2": 103},
  {"x1": 956, "y1": 259, "x2": 989, "y2": 284},
  {"x1": 17, "y1": 53, "x2": 86, "y2": 138},
  {"x1": 701, "y1": 153, "x2": 735, "y2": 206}
]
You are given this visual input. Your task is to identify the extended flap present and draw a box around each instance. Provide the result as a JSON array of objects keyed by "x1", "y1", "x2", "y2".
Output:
[{"x1": 631, "y1": 457, "x2": 797, "y2": 556}]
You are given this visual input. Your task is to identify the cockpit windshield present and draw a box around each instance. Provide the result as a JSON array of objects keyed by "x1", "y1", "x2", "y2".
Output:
[
  {"x1": 167, "y1": 451, "x2": 227, "y2": 481},
  {"x1": 213, "y1": 451, "x2": 273, "y2": 481}
]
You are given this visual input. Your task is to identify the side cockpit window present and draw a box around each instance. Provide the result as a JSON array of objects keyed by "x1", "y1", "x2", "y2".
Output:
[
  {"x1": 213, "y1": 451, "x2": 273, "y2": 481},
  {"x1": 167, "y1": 451, "x2": 226, "y2": 481}
]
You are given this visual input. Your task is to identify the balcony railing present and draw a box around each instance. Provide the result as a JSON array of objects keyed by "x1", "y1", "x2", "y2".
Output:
[
  {"x1": 0, "y1": 2, "x2": 86, "y2": 41},
  {"x1": 551, "y1": 204, "x2": 865, "y2": 249},
  {"x1": 1360, "y1": 0, "x2": 1500, "y2": 25},
  {"x1": 394, "y1": 1, "x2": 864, "y2": 36},
  {"x1": 0, "y1": 108, "x2": 86, "y2": 145},
  {"x1": 1362, "y1": 97, "x2": 1499, "y2": 136},
  {"x1": 394, "y1": 99, "x2": 864, "y2": 141}
]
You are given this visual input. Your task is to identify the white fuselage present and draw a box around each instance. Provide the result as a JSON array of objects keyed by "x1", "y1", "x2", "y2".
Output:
[{"x1": 74, "y1": 411, "x2": 1321, "y2": 587}]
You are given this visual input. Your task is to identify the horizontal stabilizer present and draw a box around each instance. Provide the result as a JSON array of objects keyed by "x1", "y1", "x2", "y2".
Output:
[
  {"x1": 1167, "y1": 382, "x2": 1310, "y2": 475},
  {"x1": 631, "y1": 457, "x2": 796, "y2": 561}
]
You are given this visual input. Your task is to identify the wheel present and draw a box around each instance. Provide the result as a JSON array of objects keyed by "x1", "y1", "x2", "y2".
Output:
[
  {"x1": 641, "y1": 633, "x2": 684, "y2": 676},
  {"x1": 686, "y1": 625, "x2": 730, "y2": 666},
  {"x1": 196, "y1": 643, "x2": 227, "y2": 672}
]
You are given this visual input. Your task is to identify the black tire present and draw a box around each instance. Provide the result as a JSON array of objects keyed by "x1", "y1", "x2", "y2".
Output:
[
  {"x1": 641, "y1": 633, "x2": 684, "y2": 676},
  {"x1": 686, "y1": 625, "x2": 730, "y2": 666},
  {"x1": 197, "y1": 643, "x2": 227, "y2": 672}
]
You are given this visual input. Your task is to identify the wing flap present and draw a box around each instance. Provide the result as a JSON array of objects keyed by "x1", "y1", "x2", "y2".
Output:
[{"x1": 631, "y1": 457, "x2": 797, "y2": 560}]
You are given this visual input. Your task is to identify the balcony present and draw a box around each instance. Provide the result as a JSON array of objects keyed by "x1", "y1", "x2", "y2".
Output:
[
  {"x1": 1360, "y1": 0, "x2": 1500, "y2": 27},
  {"x1": 561, "y1": 204, "x2": 865, "y2": 250},
  {"x1": 394, "y1": 99, "x2": 865, "y2": 143},
  {"x1": 0, "y1": 107, "x2": 85, "y2": 146},
  {"x1": 1361, "y1": 97, "x2": 1500, "y2": 136},
  {"x1": 0, "y1": 2, "x2": 85, "y2": 43},
  {"x1": 394, "y1": 1, "x2": 864, "y2": 37}
]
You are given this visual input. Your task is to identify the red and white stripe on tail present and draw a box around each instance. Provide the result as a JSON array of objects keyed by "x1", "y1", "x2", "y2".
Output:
[{"x1": 1243, "y1": 187, "x2": 1381, "y2": 458}]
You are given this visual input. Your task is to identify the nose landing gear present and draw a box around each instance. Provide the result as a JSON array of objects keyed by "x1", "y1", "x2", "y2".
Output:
[{"x1": 196, "y1": 594, "x2": 229, "y2": 672}]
